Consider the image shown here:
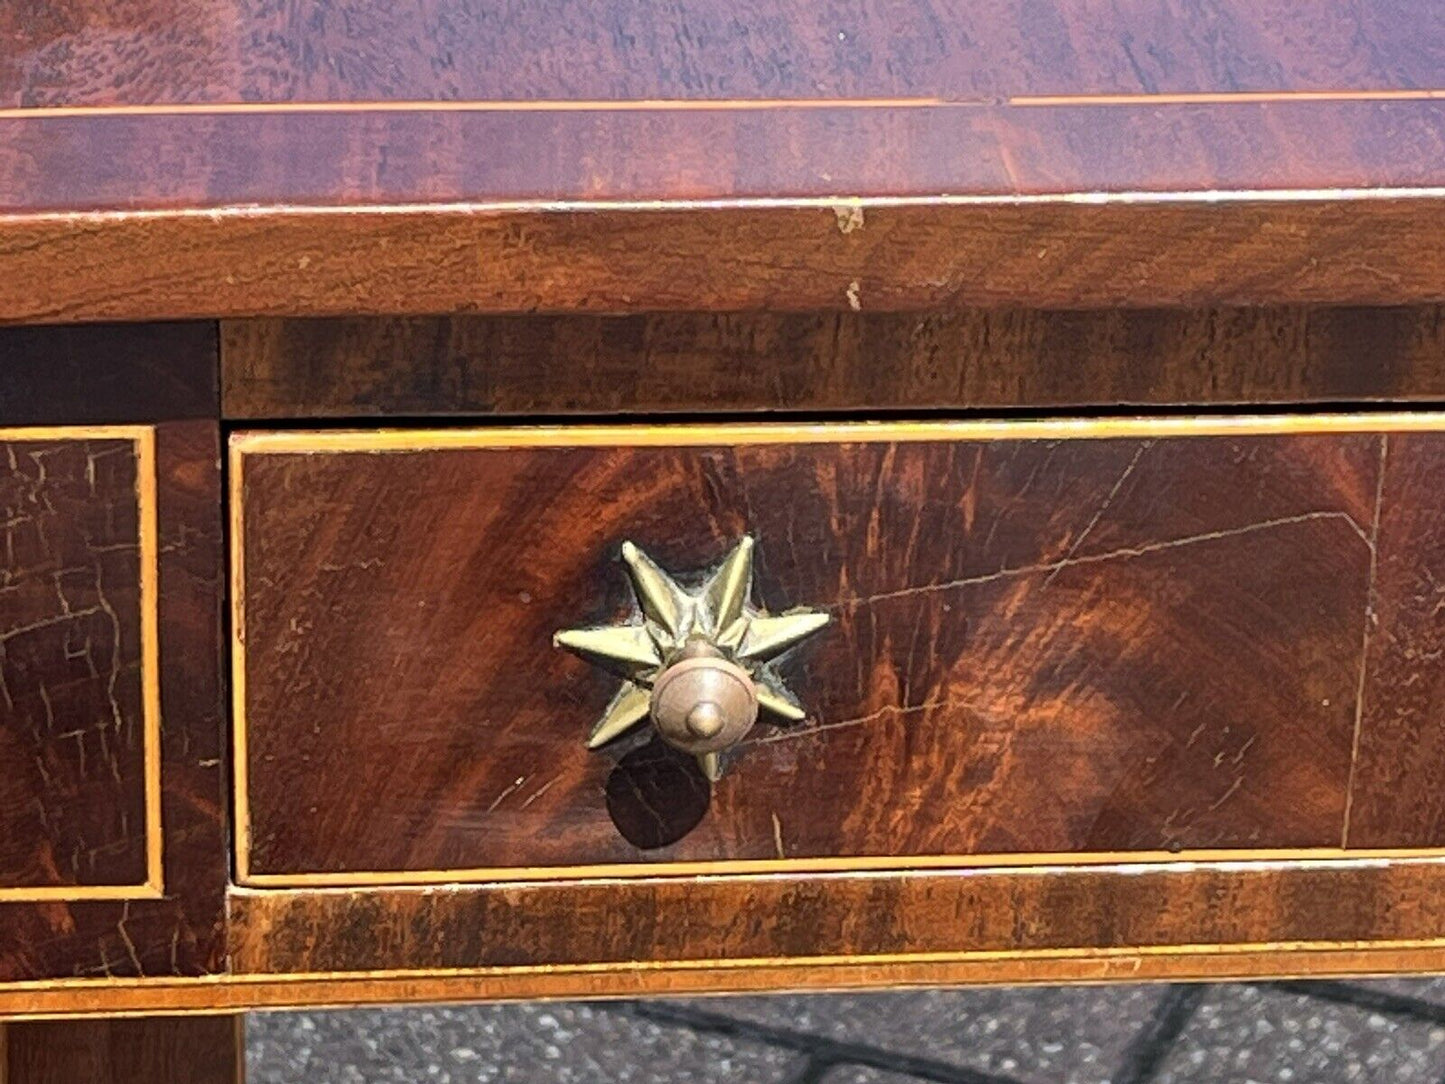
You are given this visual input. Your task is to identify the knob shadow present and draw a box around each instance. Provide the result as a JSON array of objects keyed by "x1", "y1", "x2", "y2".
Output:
[{"x1": 604, "y1": 737, "x2": 712, "y2": 849}]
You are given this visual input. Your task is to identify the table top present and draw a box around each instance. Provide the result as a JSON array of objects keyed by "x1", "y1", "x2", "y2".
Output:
[
  {"x1": 3, "y1": 1, "x2": 1443, "y2": 319},
  {"x1": 5, "y1": 0, "x2": 1442, "y2": 207}
]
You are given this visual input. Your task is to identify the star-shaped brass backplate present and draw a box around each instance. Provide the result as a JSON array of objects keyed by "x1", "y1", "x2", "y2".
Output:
[{"x1": 554, "y1": 536, "x2": 829, "y2": 780}]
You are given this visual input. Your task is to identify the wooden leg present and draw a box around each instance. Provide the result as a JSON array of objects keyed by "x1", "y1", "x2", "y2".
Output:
[{"x1": 3, "y1": 1015, "x2": 243, "y2": 1083}]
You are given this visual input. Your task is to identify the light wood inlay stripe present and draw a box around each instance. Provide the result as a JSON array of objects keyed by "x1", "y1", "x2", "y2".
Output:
[{"x1": 3, "y1": 86, "x2": 1445, "y2": 122}]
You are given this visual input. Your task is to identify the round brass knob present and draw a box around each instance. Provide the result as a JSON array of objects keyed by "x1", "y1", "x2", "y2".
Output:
[
  {"x1": 649, "y1": 647, "x2": 759, "y2": 754},
  {"x1": 554, "y1": 536, "x2": 830, "y2": 780}
]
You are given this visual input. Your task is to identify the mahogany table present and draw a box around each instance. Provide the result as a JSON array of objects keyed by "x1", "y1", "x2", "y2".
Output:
[{"x1": 4, "y1": 2, "x2": 1445, "y2": 1079}]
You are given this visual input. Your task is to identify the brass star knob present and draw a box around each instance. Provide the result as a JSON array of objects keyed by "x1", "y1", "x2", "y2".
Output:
[{"x1": 554, "y1": 536, "x2": 829, "y2": 780}]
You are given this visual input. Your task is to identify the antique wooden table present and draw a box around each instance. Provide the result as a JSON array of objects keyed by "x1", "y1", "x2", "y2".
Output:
[{"x1": 5, "y1": 2, "x2": 1445, "y2": 1079}]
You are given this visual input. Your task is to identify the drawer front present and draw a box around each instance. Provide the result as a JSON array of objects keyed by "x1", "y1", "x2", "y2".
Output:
[
  {"x1": 0, "y1": 427, "x2": 157, "y2": 896},
  {"x1": 232, "y1": 417, "x2": 1445, "y2": 887}
]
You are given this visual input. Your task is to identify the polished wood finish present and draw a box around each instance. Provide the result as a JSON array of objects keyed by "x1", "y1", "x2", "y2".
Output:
[
  {"x1": 224, "y1": 308, "x2": 1445, "y2": 419},
  {"x1": 11, "y1": 197, "x2": 1445, "y2": 323},
  {"x1": 0, "y1": 434, "x2": 148, "y2": 891},
  {"x1": 14, "y1": 0, "x2": 1445, "y2": 1024},
  {"x1": 233, "y1": 423, "x2": 1390, "y2": 881},
  {"x1": 225, "y1": 860, "x2": 1445, "y2": 976},
  {"x1": 6, "y1": 101, "x2": 1445, "y2": 214},
  {"x1": 4, "y1": 1016, "x2": 240, "y2": 1083},
  {"x1": 4, "y1": 4, "x2": 1445, "y2": 318},
  {"x1": 29, "y1": 856, "x2": 1445, "y2": 1017},
  {"x1": 0, "y1": 423, "x2": 226, "y2": 981},
  {"x1": 1344, "y1": 433, "x2": 1445, "y2": 846},
  {"x1": 13, "y1": 935, "x2": 1445, "y2": 1020},
  {"x1": 6, "y1": 0, "x2": 1439, "y2": 106}
]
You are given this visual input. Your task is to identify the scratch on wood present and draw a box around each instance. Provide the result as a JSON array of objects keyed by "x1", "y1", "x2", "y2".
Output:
[
  {"x1": 1207, "y1": 777, "x2": 1245, "y2": 812},
  {"x1": 1044, "y1": 441, "x2": 1152, "y2": 586},
  {"x1": 519, "y1": 778, "x2": 557, "y2": 810},
  {"x1": 318, "y1": 557, "x2": 384, "y2": 573},
  {"x1": 747, "y1": 699, "x2": 960, "y2": 746},
  {"x1": 1231, "y1": 734, "x2": 1258, "y2": 764},
  {"x1": 1342, "y1": 434, "x2": 1390, "y2": 847},
  {"x1": 485, "y1": 775, "x2": 527, "y2": 813},
  {"x1": 0, "y1": 606, "x2": 103, "y2": 643}
]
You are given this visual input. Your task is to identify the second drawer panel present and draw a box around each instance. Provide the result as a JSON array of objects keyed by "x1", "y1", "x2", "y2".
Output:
[{"x1": 230, "y1": 418, "x2": 1429, "y2": 885}]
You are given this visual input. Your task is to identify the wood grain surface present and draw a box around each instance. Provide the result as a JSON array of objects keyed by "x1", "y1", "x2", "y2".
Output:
[
  {"x1": 7, "y1": 100, "x2": 1445, "y2": 215},
  {"x1": 1342, "y1": 433, "x2": 1445, "y2": 847},
  {"x1": 14, "y1": 197, "x2": 1445, "y2": 323},
  {"x1": 234, "y1": 426, "x2": 1389, "y2": 880},
  {"x1": 3, "y1": 4, "x2": 1445, "y2": 317},
  {"x1": 10, "y1": 1, "x2": 1445, "y2": 1011},
  {"x1": 3, "y1": 1016, "x2": 240, "y2": 1083},
  {"x1": 14, "y1": 934, "x2": 1445, "y2": 1019},
  {"x1": 225, "y1": 859, "x2": 1445, "y2": 976},
  {"x1": 223, "y1": 308, "x2": 1445, "y2": 419},
  {"x1": 0, "y1": 436, "x2": 147, "y2": 891},
  {"x1": 0, "y1": 423, "x2": 227, "y2": 981},
  {"x1": 4, "y1": 0, "x2": 1440, "y2": 107}
]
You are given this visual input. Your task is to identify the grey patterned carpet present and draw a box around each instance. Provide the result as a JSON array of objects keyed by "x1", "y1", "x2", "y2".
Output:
[{"x1": 246, "y1": 978, "x2": 1445, "y2": 1082}]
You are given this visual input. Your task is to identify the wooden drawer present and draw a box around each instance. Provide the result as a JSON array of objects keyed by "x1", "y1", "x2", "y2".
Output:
[{"x1": 230, "y1": 417, "x2": 1445, "y2": 888}]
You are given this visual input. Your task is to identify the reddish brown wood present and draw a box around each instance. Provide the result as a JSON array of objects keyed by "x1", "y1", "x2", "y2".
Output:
[
  {"x1": 6, "y1": 938, "x2": 1445, "y2": 1018},
  {"x1": 12, "y1": 1, "x2": 1445, "y2": 1011},
  {"x1": 3, "y1": 5, "x2": 1445, "y2": 316},
  {"x1": 227, "y1": 858, "x2": 1445, "y2": 976},
  {"x1": 236, "y1": 431, "x2": 1380, "y2": 878},
  {"x1": 223, "y1": 308, "x2": 1445, "y2": 419},
  {"x1": 0, "y1": 436, "x2": 146, "y2": 889},
  {"x1": 7, "y1": 100, "x2": 1445, "y2": 215},
  {"x1": 40, "y1": 858, "x2": 1445, "y2": 1013},
  {"x1": 3, "y1": 0, "x2": 1440, "y2": 107},
  {"x1": 1342, "y1": 434, "x2": 1445, "y2": 846},
  {"x1": 12, "y1": 198, "x2": 1445, "y2": 323},
  {"x1": 4, "y1": 1016, "x2": 240, "y2": 1083},
  {"x1": 0, "y1": 422, "x2": 226, "y2": 982}
]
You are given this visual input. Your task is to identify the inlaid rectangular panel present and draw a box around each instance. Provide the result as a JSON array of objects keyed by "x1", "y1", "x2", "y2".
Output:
[
  {"x1": 0, "y1": 422, "x2": 229, "y2": 982},
  {"x1": 0, "y1": 427, "x2": 158, "y2": 898},
  {"x1": 231, "y1": 417, "x2": 1441, "y2": 887},
  {"x1": 0, "y1": 325, "x2": 228, "y2": 984}
]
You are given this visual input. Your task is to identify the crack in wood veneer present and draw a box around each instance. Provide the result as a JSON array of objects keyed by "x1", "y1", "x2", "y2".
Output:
[
  {"x1": 1342, "y1": 435, "x2": 1390, "y2": 848},
  {"x1": 834, "y1": 508, "x2": 1373, "y2": 610},
  {"x1": 1043, "y1": 440, "x2": 1153, "y2": 587}
]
